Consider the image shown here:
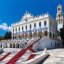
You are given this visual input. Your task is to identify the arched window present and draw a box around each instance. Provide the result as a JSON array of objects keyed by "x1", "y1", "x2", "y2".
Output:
[
  {"x1": 16, "y1": 43, "x2": 19, "y2": 48},
  {"x1": 34, "y1": 23, "x2": 36, "y2": 27},
  {"x1": 22, "y1": 26, "x2": 23, "y2": 31},
  {"x1": 44, "y1": 21, "x2": 47, "y2": 26},
  {"x1": 19, "y1": 34, "x2": 21, "y2": 38},
  {"x1": 13, "y1": 43, "x2": 15, "y2": 48},
  {"x1": 26, "y1": 25, "x2": 27, "y2": 30},
  {"x1": 15, "y1": 28, "x2": 17, "y2": 33},
  {"x1": 39, "y1": 22, "x2": 41, "y2": 27},
  {"x1": 26, "y1": 18, "x2": 28, "y2": 22},
  {"x1": 59, "y1": 14, "x2": 61, "y2": 17},
  {"x1": 30, "y1": 24, "x2": 31, "y2": 29},
  {"x1": 9, "y1": 43, "x2": 12, "y2": 48},
  {"x1": 53, "y1": 33, "x2": 54, "y2": 38},
  {"x1": 15, "y1": 28, "x2": 17, "y2": 31},
  {"x1": 19, "y1": 27, "x2": 20, "y2": 31},
  {"x1": 13, "y1": 28, "x2": 14, "y2": 33},
  {"x1": 1, "y1": 45, "x2": 2, "y2": 48},
  {"x1": 49, "y1": 32, "x2": 52, "y2": 37},
  {"x1": 44, "y1": 31, "x2": 47, "y2": 36},
  {"x1": 58, "y1": 8, "x2": 61, "y2": 11}
]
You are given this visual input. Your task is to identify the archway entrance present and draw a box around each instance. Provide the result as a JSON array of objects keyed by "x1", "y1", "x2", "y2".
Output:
[
  {"x1": 13, "y1": 43, "x2": 15, "y2": 48},
  {"x1": 18, "y1": 34, "x2": 21, "y2": 38},
  {"x1": 21, "y1": 34, "x2": 24, "y2": 38},
  {"x1": 29, "y1": 33, "x2": 32, "y2": 38},
  {"x1": 25, "y1": 34, "x2": 28, "y2": 38},
  {"x1": 16, "y1": 43, "x2": 19, "y2": 48},
  {"x1": 1, "y1": 45, "x2": 2, "y2": 48},
  {"x1": 9, "y1": 43, "x2": 12, "y2": 48},
  {"x1": 38, "y1": 31, "x2": 42, "y2": 39},
  {"x1": 44, "y1": 30, "x2": 48, "y2": 36},
  {"x1": 33, "y1": 32, "x2": 37, "y2": 37}
]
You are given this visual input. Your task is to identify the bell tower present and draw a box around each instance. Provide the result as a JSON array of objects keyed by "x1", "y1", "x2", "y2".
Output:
[{"x1": 56, "y1": 4, "x2": 64, "y2": 31}]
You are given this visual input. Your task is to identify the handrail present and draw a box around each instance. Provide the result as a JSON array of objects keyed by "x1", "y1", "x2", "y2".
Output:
[
  {"x1": 20, "y1": 48, "x2": 49, "y2": 64},
  {"x1": 25, "y1": 38, "x2": 40, "y2": 48},
  {"x1": 25, "y1": 36, "x2": 47, "y2": 51}
]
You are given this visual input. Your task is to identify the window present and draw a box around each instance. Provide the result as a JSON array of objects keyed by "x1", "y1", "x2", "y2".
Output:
[
  {"x1": 59, "y1": 14, "x2": 60, "y2": 17},
  {"x1": 39, "y1": 22, "x2": 41, "y2": 27},
  {"x1": 30, "y1": 24, "x2": 31, "y2": 29},
  {"x1": 53, "y1": 33, "x2": 54, "y2": 38},
  {"x1": 19, "y1": 34, "x2": 20, "y2": 38},
  {"x1": 26, "y1": 18, "x2": 28, "y2": 22},
  {"x1": 22, "y1": 26, "x2": 23, "y2": 30},
  {"x1": 13, "y1": 29, "x2": 14, "y2": 33},
  {"x1": 26, "y1": 25, "x2": 27, "y2": 30},
  {"x1": 58, "y1": 8, "x2": 60, "y2": 11},
  {"x1": 19, "y1": 27, "x2": 20, "y2": 31},
  {"x1": 49, "y1": 32, "x2": 52, "y2": 37},
  {"x1": 59, "y1": 19, "x2": 61, "y2": 23},
  {"x1": 51, "y1": 42, "x2": 52, "y2": 46},
  {"x1": 44, "y1": 21, "x2": 47, "y2": 26},
  {"x1": 15, "y1": 28, "x2": 17, "y2": 31},
  {"x1": 44, "y1": 31, "x2": 47, "y2": 36},
  {"x1": 34, "y1": 23, "x2": 36, "y2": 27},
  {"x1": 59, "y1": 19, "x2": 60, "y2": 21}
]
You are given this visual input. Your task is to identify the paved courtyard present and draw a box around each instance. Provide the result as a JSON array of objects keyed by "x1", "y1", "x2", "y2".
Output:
[{"x1": 43, "y1": 48, "x2": 64, "y2": 64}]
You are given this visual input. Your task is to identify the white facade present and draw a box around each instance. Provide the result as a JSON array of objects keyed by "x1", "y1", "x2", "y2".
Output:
[
  {"x1": 8, "y1": 10, "x2": 58, "y2": 50},
  {"x1": 11, "y1": 11, "x2": 57, "y2": 40}
]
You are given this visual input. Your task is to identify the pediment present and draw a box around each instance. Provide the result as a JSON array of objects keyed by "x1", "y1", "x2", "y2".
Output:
[{"x1": 22, "y1": 11, "x2": 33, "y2": 20}]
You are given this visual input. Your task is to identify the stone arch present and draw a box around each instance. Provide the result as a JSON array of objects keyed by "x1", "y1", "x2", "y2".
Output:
[
  {"x1": 29, "y1": 33, "x2": 32, "y2": 38},
  {"x1": 33, "y1": 32, "x2": 37, "y2": 37},
  {"x1": 18, "y1": 34, "x2": 21, "y2": 38},
  {"x1": 25, "y1": 34, "x2": 28, "y2": 38},
  {"x1": 21, "y1": 34, "x2": 24, "y2": 38},
  {"x1": 9, "y1": 43, "x2": 13, "y2": 48},
  {"x1": 19, "y1": 43, "x2": 24, "y2": 48},
  {"x1": 1, "y1": 44, "x2": 2, "y2": 48},
  {"x1": 44, "y1": 30, "x2": 48, "y2": 36},
  {"x1": 38, "y1": 31, "x2": 42, "y2": 39},
  {"x1": 16, "y1": 43, "x2": 19, "y2": 48},
  {"x1": 13, "y1": 43, "x2": 15, "y2": 48}
]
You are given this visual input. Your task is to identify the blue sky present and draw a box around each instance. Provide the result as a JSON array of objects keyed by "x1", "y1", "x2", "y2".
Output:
[{"x1": 0, "y1": 0, "x2": 64, "y2": 36}]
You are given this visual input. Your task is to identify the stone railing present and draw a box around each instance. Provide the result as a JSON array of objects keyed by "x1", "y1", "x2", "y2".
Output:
[
  {"x1": 25, "y1": 37, "x2": 40, "y2": 48},
  {"x1": 3, "y1": 48, "x2": 21, "y2": 52},
  {"x1": 17, "y1": 48, "x2": 49, "y2": 64}
]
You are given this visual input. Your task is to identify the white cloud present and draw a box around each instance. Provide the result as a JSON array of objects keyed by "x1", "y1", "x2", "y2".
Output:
[
  {"x1": 0, "y1": 23, "x2": 12, "y2": 31},
  {"x1": 2, "y1": 23, "x2": 8, "y2": 26}
]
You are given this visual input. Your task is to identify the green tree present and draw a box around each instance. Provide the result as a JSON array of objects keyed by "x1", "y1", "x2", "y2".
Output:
[
  {"x1": 4, "y1": 31, "x2": 12, "y2": 39},
  {"x1": 60, "y1": 26, "x2": 64, "y2": 45},
  {"x1": 0, "y1": 36, "x2": 4, "y2": 41}
]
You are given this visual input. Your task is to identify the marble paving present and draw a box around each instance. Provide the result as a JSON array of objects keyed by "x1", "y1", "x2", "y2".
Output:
[{"x1": 43, "y1": 48, "x2": 64, "y2": 64}]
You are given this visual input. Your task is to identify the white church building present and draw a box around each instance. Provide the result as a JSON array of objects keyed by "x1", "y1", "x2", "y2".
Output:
[{"x1": 0, "y1": 4, "x2": 64, "y2": 50}]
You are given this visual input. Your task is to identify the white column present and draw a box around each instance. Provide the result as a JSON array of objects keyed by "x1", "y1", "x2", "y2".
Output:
[
  {"x1": 32, "y1": 32, "x2": 34, "y2": 39},
  {"x1": 28, "y1": 32, "x2": 29, "y2": 39},
  {"x1": 12, "y1": 43, "x2": 13, "y2": 48},
  {"x1": 37, "y1": 31, "x2": 38, "y2": 38}
]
